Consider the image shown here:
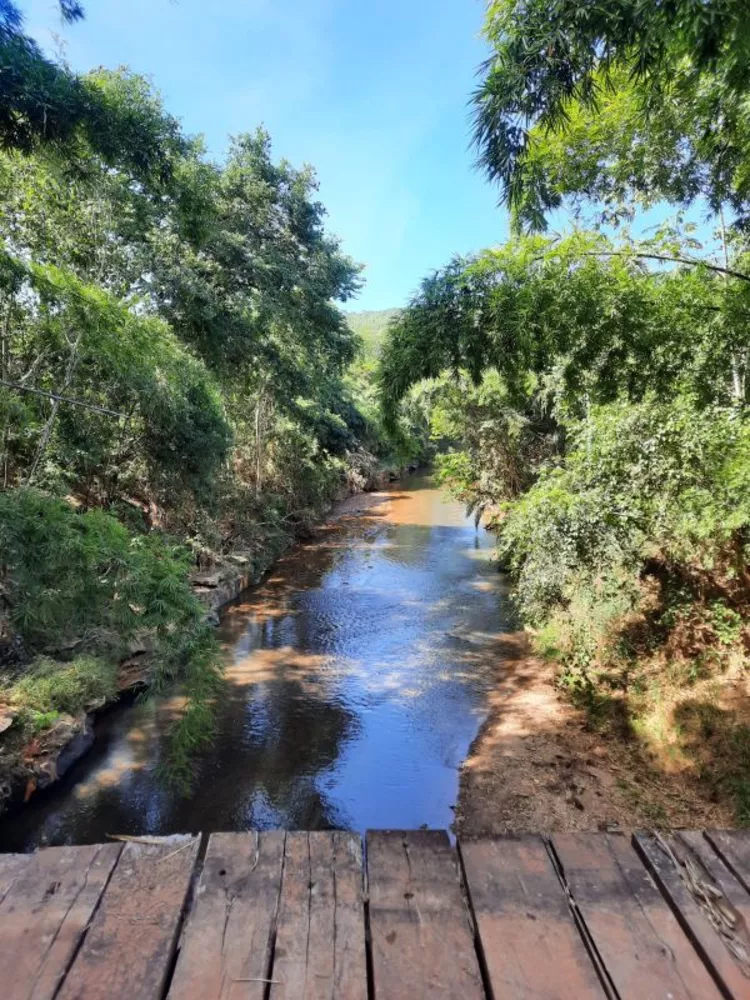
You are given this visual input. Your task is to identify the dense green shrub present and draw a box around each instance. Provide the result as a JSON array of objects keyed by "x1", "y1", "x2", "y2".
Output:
[
  {"x1": 0, "y1": 489, "x2": 223, "y2": 778},
  {"x1": 0, "y1": 489, "x2": 214, "y2": 656},
  {"x1": 501, "y1": 397, "x2": 750, "y2": 630}
]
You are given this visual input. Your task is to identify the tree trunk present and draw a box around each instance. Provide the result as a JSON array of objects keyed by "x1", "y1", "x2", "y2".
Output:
[
  {"x1": 255, "y1": 390, "x2": 264, "y2": 494},
  {"x1": 719, "y1": 206, "x2": 747, "y2": 404},
  {"x1": 1, "y1": 299, "x2": 11, "y2": 489}
]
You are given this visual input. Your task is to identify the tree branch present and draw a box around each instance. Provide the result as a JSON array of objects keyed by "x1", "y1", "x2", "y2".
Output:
[{"x1": 579, "y1": 250, "x2": 750, "y2": 283}]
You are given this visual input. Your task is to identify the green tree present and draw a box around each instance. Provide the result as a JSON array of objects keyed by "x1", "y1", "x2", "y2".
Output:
[
  {"x1": 0, "y1": 254, "x2": 232, "y2": 505},
  {"x1": 0, "y1": 3, "x2": 185, "y2": 185},
  {"x1": 473, "y1": 0, "x2": 750, "y2": 229},
  {"x1": 0, "y1": 76, "x2": 366, "y2": 515},
  {"x1": 379, "y1": 232, "x2": 750, "y2": 423}
]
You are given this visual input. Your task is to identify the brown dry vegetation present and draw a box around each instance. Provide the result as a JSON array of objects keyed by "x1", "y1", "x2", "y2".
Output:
[{"x1": 457, "y1": 597, "x2": 750, "y2": 837}]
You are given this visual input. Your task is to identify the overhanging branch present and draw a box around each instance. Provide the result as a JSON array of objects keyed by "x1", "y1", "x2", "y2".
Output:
[{"x1": 580, "y1": 250, "x2": 750, "y2": 284}]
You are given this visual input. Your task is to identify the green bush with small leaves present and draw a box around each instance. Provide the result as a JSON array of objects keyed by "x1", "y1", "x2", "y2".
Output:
[{"x1": 0, "y1": 489, "x2": 223, "y2": 780}]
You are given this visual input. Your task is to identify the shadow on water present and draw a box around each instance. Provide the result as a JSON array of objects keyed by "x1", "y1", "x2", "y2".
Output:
[{"x1": 0, "y1": 472, "x2": 520, "y2": 849}]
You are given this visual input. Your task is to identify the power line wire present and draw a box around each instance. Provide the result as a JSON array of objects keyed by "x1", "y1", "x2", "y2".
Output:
[{"x1": 0, "y1": 378, "x2": 128, "y2": 418}]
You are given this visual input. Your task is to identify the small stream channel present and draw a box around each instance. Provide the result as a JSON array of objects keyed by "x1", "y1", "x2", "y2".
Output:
[{"x1": 0, "y1": 472, "x2": 518, "y2": 849}]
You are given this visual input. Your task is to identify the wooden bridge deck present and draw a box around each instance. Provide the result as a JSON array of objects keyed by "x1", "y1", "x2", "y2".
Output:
[{"x1": 1, "y1": 830, "x2": 750, "y2": 998}]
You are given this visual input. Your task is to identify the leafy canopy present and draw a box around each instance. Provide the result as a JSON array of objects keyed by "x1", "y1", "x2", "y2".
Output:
[
  {"x1": 378, "y1": 232, "x2": 750, "y2": 423},
  {"x1": 473, "y1": 0, "x2": 750, "y2": 229},
  {"x1": 0, "y1": 2, "x2": 185, "y2": 185}
]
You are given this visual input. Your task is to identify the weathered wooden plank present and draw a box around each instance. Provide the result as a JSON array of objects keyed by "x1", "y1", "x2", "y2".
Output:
[
  {"x1": 552, "y1": 832, "x2": 721, "y2": 999},
  {"x1": 0, "y1": 852, "x2": 32, "y2": 906},
  {"x1": 460, "y1": 836, "x2": 604, "y2": 998},
  {"x1": 706, "y1": 830, "x2": 750, "y2": 898},
  {"x1": 367, "y1": 829, "x2": 484, "y2": 999},
  {"x1": 58, "y1": 834, "x2": 199, "y2": 1000},
  {"x1": 269, "y1": 831, "x2": 366, "y2": 1000},
  {"x1": 635, "y1": 831, "x2": 750, "y2": 1000},
  {"x1": 0, "y1": 843, "x2": 121, "y2": 1000},
  {"x1": 167, "y1": 831, "x2": 286, "y2": 1000},
  {"x1": 680, "y1": 831, "x2": 750, "y2": 997},
  {"x1": 679, "y1": 831, "x2": 750, "y2": 923}
]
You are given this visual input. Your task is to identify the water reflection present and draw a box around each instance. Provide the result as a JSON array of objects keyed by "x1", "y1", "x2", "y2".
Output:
[{"x1": 0, "y1": 473, "x2": 518, "y2": 849}]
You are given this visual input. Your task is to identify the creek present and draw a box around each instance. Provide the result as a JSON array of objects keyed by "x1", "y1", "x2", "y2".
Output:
[{"x1": 0, "y1": 472, "x2": 518, "y2": 849}]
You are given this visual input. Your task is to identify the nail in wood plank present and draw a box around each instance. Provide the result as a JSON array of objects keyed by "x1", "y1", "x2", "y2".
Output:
[
  {"x1": 552, "y1": 832, "x2": 721, "y2": 999},
  {"x1": 367, "y1": 830, "x2": 484, "y2": 999},
  {"x1": 0, "y1": 843, "x2": 121, "y2": 1000},
  {"x1": 269, "y1": 831, "x2": 366, "y2": 1000},
  {"x1": 57, "y1": 835, "x2": 199, "y2": 1000},
  {"x1": 635, "y1": 831, "x2": 750, "y2": 1000},
  {"x1": 460, "y1": 836, "x2": 605, "y2": 998},
  {"x1": 168, "y1": 831, "x2": 285, "y2": 1000}
]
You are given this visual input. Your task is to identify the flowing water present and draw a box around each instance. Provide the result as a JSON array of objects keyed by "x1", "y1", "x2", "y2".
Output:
[{"x1": 0, "y1": 472, "x2": 518, "y2": 849}]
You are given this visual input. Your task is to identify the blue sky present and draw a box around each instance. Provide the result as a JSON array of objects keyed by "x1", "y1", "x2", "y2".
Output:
[{"x1": 25, "y1": 0, "x2": 508, "y2": 311}]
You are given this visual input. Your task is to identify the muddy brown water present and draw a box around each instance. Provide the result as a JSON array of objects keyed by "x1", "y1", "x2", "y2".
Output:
[{"x1": 0, "y1": 473, "x2": 519, "y2": 849}]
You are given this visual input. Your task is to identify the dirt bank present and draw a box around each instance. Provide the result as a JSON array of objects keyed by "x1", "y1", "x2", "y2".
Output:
[{"x1": 456, "y1": 632, "x2": 732, "y2": 837}]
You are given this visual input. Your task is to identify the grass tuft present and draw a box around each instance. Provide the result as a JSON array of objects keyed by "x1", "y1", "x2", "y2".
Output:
[{"x1": 10, "y1": 655, "x2": 118, "y2": 717}]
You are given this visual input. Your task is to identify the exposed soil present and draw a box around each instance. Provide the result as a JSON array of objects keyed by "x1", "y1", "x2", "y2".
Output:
[{"x1": 455, "y1": 632, "x2": 732, "y2": 837}]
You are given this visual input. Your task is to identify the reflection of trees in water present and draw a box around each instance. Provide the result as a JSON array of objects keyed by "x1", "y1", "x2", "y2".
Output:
[
  {"x1": 226, "y1": 675, "x2": 359, "y2": 828},
  {"x1": 0, "y1": 667, "x2": 358, "y2": 849},
  {"x1": 375, "y1": 524, "x2": 479, "y2": 572},
  {"x1": 219, "y1": 519, "x2": 383, "y2": 643},
  {"x1": 135, "y1": 666, "x2": 361, "y2": 832}
]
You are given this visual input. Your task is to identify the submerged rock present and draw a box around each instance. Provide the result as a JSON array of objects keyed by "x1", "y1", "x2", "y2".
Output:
[{"x1": 38, "y1": 718, "x2": 95, "y2": 786}]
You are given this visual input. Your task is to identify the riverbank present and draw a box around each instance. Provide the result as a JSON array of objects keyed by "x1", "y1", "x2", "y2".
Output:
[
  {"x1": 456, "y1": 631, "x2": 734, "y2": 836},
  {"x1": 0, "y1": 472, "x2": 501, "y2": 848},
  {"x1": 0, "y1": 461, "x2": 415, "y2": 820}
]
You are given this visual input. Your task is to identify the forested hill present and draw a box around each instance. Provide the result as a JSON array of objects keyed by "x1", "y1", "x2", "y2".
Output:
[{"x1": 346, "y1": 309, "x2": 401, "y2": 358}]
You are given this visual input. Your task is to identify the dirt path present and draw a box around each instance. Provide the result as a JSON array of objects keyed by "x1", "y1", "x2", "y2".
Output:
[{"x1": 455, "y1": 633, "x2": 730, "y2": 837}]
